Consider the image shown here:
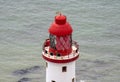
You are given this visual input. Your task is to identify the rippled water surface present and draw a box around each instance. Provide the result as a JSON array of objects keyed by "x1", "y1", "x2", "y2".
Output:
[{"x1": 0, "y1": 0, "x2": 120, "y2": 82}]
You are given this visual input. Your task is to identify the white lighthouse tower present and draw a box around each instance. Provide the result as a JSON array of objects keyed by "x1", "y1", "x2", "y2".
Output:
[{"x1": 42, "y1": 14, "x2": 79, "y2": 82}]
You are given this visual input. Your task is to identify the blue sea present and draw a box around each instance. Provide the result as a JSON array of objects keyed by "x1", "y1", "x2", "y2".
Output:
[{"x1": 0, "y1": 0, "x2": 120, "y2": 82}]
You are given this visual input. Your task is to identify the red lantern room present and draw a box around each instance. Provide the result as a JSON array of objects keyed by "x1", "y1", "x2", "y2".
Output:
[
  {"x1": 49, "y1": 14, "x2": 73, "y2": 56},
  {"x1": 42, "y1": 14, "x2": 79, "y2": 63}
]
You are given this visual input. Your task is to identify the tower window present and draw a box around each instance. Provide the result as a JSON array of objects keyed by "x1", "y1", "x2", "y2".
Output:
[
  {"x1": 51, "y1": 80, "x2": 56, "y2": 82},
  {"x1": 72, "y1": 78, "x2": 75, "y2": 82},
  {"x1": 62, "y1": 66, "x2": 67, "y2": 72}
]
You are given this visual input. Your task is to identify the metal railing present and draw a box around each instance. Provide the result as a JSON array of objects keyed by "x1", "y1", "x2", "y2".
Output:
[{"x1": 42, "y1": 39, "x2": 79, "y2": 60}]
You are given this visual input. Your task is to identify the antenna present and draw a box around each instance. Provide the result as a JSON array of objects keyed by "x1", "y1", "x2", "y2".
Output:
[{"x1": 56, "y1": 11, "x2": 62, "y2": 16}]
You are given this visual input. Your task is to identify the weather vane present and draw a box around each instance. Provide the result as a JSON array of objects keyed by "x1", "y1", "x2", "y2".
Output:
[{"x1": 56, "y1": 11, "x2": 62, "y2": 15}]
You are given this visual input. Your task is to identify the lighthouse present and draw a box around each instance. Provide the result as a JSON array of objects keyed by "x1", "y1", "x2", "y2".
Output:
[{"x1": 42, "y1": 13, "x2": 79, "y2": 82}]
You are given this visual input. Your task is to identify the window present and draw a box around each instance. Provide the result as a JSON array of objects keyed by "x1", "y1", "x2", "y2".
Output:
[
  {"x1": 56, "y1": 35, "x2": 72, "y2": 50},
  {"x1": 76, "y1": 49, "x2": 78, "y2": 53},
  {"x1": 57, "y1": 53, "x2": 61, "y2": 57},
  {"x1": 45, "y1": 50, "x2": 48, "y2": 54},
  {"x1": 51, "y1": 80, "x2": 56, "y2": 82},
  {"x1": 70, "y1": 34, "x2": 72, "y2": 47},
  {"x1": 62, "y1": 66, "x2": 67, "y2": 72},
  {"x1": 49, "y1": 34, "x2": 56, "y2": 49},
  {"x1": 72, "y1": 78, "x2": 75, "y2": 82},
  {"x1": 50, "y1": 52, "x2": 53, "y2": 56}
]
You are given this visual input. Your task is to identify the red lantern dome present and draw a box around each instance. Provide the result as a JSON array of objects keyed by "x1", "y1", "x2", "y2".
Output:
[{"x1": 49, "y1": 15, "x2": 73, "y2": 36}]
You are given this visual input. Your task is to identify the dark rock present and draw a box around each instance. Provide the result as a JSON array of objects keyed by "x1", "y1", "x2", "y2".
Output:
[
  {"x1": 13, "y1": 69, "x2": 30, "y2": 75},
  {"x1": 94, "y1": 60, "x2": 106, "y2": 64},
  {"x1": 27, "y1": 66, "x2": 40, "y2": 72},
  {"x1": 93, "y1": 60, "x2": 108, "y2": 67},
  {"x1": 18, "y1": 77, "x2": 31, "y2": 82},
  {"x1": 13, "y1": 66, "x2": 41, "y2": 76}
]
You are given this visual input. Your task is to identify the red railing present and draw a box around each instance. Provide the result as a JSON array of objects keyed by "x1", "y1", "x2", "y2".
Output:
[{"x1": 43, "y1": 39, "x2": 79, "y2": 51}]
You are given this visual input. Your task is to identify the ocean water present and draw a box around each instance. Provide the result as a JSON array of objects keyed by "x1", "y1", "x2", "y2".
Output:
[{"x1": 0, "y1": 0, "x2": 120, "y2": 82}]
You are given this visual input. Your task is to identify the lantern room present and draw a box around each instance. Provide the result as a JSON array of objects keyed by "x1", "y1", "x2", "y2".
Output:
[{"x1": 48, "y1": 14, "x2": 73, "y2": 56}]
